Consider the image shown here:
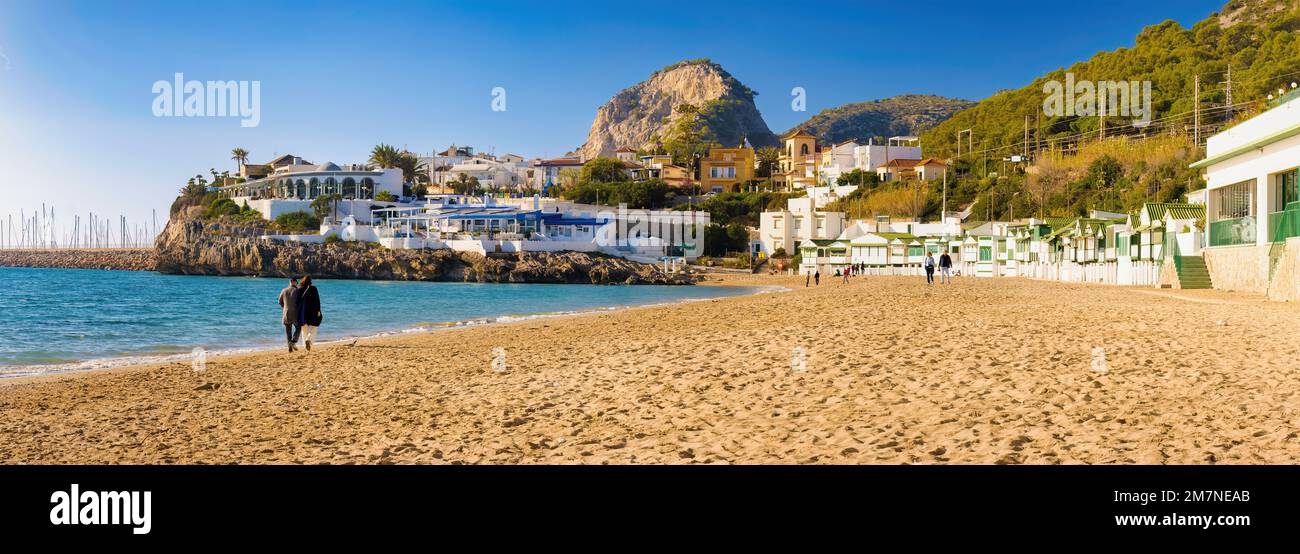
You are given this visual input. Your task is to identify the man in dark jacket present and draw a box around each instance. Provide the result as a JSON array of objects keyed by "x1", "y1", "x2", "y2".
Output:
[
  {"x1": 939, "y1": 251, "x2": 954, "y2": 284},
  {"x1": 298, "y1": 275, "x2": 323, "y2": 351},
  {"x1": 278, "y1": 277, "x2": 301, "y2": 352}
]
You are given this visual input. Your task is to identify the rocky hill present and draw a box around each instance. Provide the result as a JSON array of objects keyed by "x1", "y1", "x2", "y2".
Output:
[
  {"x1": 786, "y1": 94, "x2": 974, "y2": 145},
  {"x1": 154, "y1": 218, "x2": 693, "y2": 285},
  {"x1": 576, "y1": 59, "x2": 778, "y2": 158}
]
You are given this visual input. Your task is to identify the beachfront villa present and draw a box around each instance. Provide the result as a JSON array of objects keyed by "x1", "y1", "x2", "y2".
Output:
[
  {"x1": 215, "y1": 157, "x2": 405, "y2": 224},
  {"x1": 1190, "y1": 89, "x2": 1300, "y2": 299},
  {"x1": 758, "y1": 197, "x2": 846, "y2": 256}
]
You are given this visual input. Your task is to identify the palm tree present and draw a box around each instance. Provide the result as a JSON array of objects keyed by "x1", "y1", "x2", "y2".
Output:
[
  {"x1": 756, "y1": 146, "x2": 781, "y2": 191},
  {"x1": 231, "y1": 148, "x2": 249, "y2": 172},
  {"x1": 368, "y1": 143, "x2": 401, "y2": 169}
]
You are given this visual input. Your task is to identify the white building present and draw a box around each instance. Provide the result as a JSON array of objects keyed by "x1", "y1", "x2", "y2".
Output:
[
  {"x1": 853, "y1": 136, "x2": 923, "y2": 171},
  {"x1": 758, "y1": 197, "x2": 847, "y2": 256},
  {"x1": 342, "y1": 195, "x2": 710, "y2": 261},
  {"x1": 816, "y1": 141, "x2": 858, "y2": 185},
  {"x1": 215, "y1": 159, "x2": 404, "y2": 224},
  {"x1": 445, "y1": 157, "x2": 524, "y2": 191},
  {"x1": 1191, "y1": 89, "x2": 1300, "y2": 296}
]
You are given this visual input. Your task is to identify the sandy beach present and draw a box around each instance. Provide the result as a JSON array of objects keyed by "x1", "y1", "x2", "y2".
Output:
[{"x1": 1, "y1": 274, "x2": 1298, "y2": 465}]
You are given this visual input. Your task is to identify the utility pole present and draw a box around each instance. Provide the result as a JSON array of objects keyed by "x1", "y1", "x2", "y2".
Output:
[
  {"x1": 1194, "y1": 74, "x2": 1201, "y2": 147},
  {"x1": 942, "y1": 168, "x2": 948, "y2": 219},
  {"x1": 1036, "y1": 107, "x2": 1042, "y2": 162},
  {"x1": 1023, "y1": 115, "x2": 1030, "y2": 159},
  {"x1": 1222, "y1": 66, "x2": 1234, "y2": 121}
]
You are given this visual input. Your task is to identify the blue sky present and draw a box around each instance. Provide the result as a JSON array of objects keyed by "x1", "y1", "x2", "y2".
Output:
[{"x1": 0, "y1": 0, "x2": 1223, "y2": 232}]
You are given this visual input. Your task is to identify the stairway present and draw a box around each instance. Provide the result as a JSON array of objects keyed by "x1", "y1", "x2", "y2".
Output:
[{"x1": 1175, "y1": 255, "x2": 1213, "y2": 290}]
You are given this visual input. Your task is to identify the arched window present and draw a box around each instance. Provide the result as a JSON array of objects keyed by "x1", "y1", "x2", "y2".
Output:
[
  {"x1": 309, "y1": 178, "x2": 321, "y2": 199},
  {"x1": 342, "y1": 177, "x2": 357, "y2": 199},
  {"x1": 325, "y1": 177, "x2": 336, "y2": 196},
  {"x1": 295, "y1": 179, "x2": 307, "y2": 200},
  {"x1": 361, "y1": 178, "x2": 375, "y2": 200},
  {"x1": 800, "y1": 144, "x2": 809, "y2": 156}
]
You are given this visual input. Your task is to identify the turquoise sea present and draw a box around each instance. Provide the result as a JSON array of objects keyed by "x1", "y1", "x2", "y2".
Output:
[{"x1": 0, "y1": 267, "x2": 765, "y2": 376}]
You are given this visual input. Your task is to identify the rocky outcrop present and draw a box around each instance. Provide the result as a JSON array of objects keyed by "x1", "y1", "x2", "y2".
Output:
[
  {"x1": 154, "y1": 218, "x2": 694, "y2": 285},
  {"x1": 0, "y1": 249, "x2": 156, "y2": 271},
  {"x1": 576, "y1": 59, "x2": 778, "y2": 159}
]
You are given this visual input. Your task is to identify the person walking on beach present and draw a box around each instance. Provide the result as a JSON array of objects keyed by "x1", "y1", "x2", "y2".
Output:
[
  {"x1": 939, "y1": 251, "x2": 953, "y2": 284},
  {"x1": 298, "y1": 275, "x2": 324, "y2": 351},
  {"x1": 805, "y1": 272, "x2": 811, "y2": 287},
  {"x1": 278, "y1": 277, "x2": 302, "y2": 352},
  {"x1": 923, "y1": 252, "x2": 936, "y2": 286},
  {"x1": 842, "y1": 266, "x2": 850, "y2": 284},
  {"x1": 814, "y1": 270, "x2": 820, "y2": 286}
]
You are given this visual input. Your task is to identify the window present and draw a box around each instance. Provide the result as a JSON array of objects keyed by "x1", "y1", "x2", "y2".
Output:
[
  {"x1": 1212, "y1": 180, "x2": 1254, "y2": 221},
  {"x1": 907, "y1": 246, "x2": 924, "y2": 257},
  {"x1": 1275, "y1": 169, "x2": 1299, "y2": 210},
  {"x1": 978, "y1": 246, "x2": 992, "y2": 261},
  {"x1": 709, "y1": 167, "x2": 736, "y2": 179}
]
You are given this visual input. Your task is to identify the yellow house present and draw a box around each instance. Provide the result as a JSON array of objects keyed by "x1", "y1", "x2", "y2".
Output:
[
  {"x1": 779, "y1": 129, "x2": 818, "y2": 189},
  {"x1": 700, "y1": 146, "x2": 756, "y2": 193}
]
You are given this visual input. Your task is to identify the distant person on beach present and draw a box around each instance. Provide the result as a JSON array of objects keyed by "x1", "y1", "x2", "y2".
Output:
[
  {"x1": 278, "y1": 277, "x2": 302, "y2": 352},
  {"x1": 923, "y1": 252, "x2": 936, "y2": 285},
  {"x1": 939, "y1": 251, "x2": 953, "y2": 284},
  {"x1": 805, "y1": 273, "x2": 810, "y2": 287},
  {"x1": 842, "y1": 267, "x2": 849, "y2": 284},
  {"x1": 814, "y1": 270, "x2": 820, "y2": 286},
  {"x1": 298, "y1": 276, "x2": 323, "y2": 351}
]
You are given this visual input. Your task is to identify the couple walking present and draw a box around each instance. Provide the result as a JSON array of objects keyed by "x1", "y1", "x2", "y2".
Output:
[
  {"x1": 923, "y1": 252, "x2": 954, "y2": 285},
  {"x1": 278, "y1": 276, "x2": 324, "y2": 352}
]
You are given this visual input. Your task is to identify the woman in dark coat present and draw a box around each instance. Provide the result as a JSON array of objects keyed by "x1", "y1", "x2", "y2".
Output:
[{"x1": 297, "y1": 275, "x2": 324, "y2": 351}]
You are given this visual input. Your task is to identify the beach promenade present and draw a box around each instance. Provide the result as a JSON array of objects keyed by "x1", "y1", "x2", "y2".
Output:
[{"x1": 1, "y1": 275, "x2": 1297, "y2": 464}]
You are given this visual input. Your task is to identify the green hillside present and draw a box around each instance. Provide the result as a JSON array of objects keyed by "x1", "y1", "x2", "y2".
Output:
[{"x1": 922, "y1": 0, "x2": 1300, "y2": 159}]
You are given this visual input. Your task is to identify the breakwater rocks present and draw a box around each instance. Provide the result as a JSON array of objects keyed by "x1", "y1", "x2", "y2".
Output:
[
  {"x1": 154, "y1": 218, "x2": 694, "y2": 285},
  {"x1": 0, "y1": 249, "x2": 157, "y2": 271}
]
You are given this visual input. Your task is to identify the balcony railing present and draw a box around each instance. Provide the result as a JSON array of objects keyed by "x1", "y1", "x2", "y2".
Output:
[
  {"x1": 1269, "y1": 204, "x2": 1300, "y2": 243},
  {"x1": 1208, "y1": 217, "x2": 1256, "y2": 247}
]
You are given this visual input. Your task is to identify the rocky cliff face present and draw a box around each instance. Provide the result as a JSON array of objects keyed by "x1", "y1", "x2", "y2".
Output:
[
  {"x1": 576, "y1": 59, "x2": 778, "y2": 159},
  {"x1": 788, "y1": 94, "x2": 974, "y2": 145},
  {"x1": 154, "y1": 218, "x2": 693, "y2": 285}
]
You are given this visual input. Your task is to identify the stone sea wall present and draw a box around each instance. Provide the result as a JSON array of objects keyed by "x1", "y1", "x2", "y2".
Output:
[{"x1": 0, "y1": 249, "x2": 156, "y2": 271}]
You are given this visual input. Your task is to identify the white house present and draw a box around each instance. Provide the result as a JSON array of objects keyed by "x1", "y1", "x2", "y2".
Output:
[
  {"x1": 853, "y1": 136, "x2": 923, "y2": 171},
  {"x1": 445, "y1": 157, "x2": 523, "y2": 191},
  {"x1": 816, "y1": 141, "x2": 858, "y2": 185},
  {"x1": 758, "y1": 196, "x2": 847, "y2": 257},
  {"x1": 1190, "y1": 89, "x2": 1300, "y2": 295}
]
